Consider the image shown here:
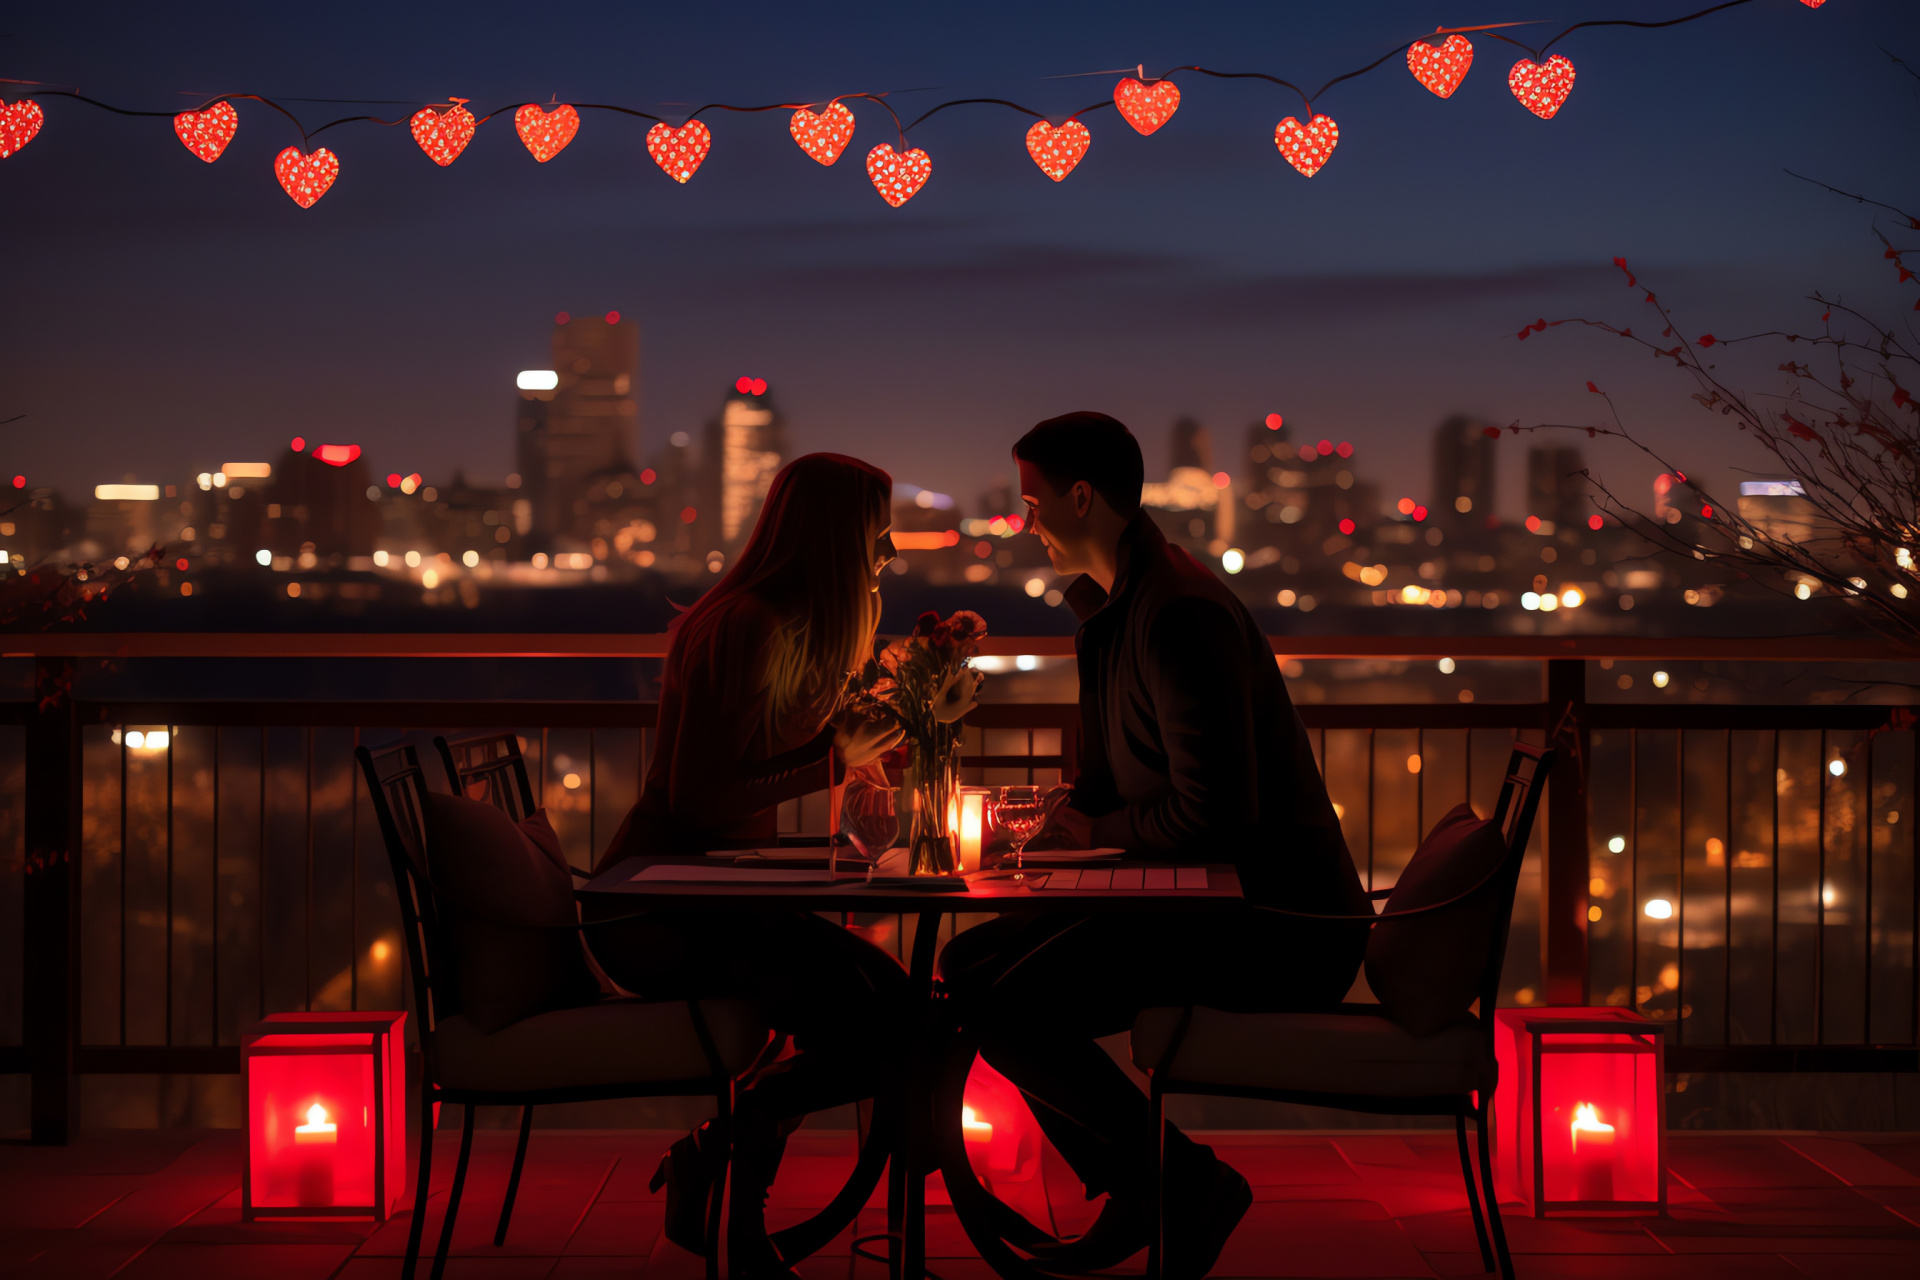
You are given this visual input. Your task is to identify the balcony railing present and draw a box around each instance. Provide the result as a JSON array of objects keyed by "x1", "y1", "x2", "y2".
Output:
[{"x1": 4, "y1": 633, "x2": 1916, "y2": 1143}]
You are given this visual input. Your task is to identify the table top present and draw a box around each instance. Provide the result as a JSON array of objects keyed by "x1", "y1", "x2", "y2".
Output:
[{"x1": 579, "y1": 855, "x2": 1245, "y2": 914}]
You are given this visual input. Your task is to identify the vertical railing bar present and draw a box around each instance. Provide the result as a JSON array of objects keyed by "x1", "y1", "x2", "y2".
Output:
[
  {"x1": 211, "y1": 727, "x2": 220, "y2": 1045},
  {"x1": 540, "y1": 727, "x2": 550, "y2": 809},
  {"x1": 305, "y1": 726, "x2": 314, "y2": 1013},
  {"x1": 1817, "y1": 728, "x2": 1827, "y2": 1044},
  {"x1": 1629, "y1": 729, "x2": 1639, "y2": 1017},
  {"x1": 119, "y1": 729, "x2": 128, "y2": 1048},
  {"x1": 258, "y1": 725, "x2": 266, "y2": 1021},
  {"x1": 1464, "y1": 726, "x2": 1472, "y2": 814},
  {"x1": 1365, "y1": 727, "x2": 1376, "y2": 893},
  {"x1": 351, "y1": 726, "x2": 360, "y2": 1013},
  {"x1": 1416, "y1": 726, "x2": 1425, "y2": 845},
  {"x1": 1723, "y1": 728, "x2": 1733, "y2": 1045},
  {"x1": 165, "y1": 726, "x2": 174, "y2": 1048},
  {"x1": 1770, "y1": 728, "x2": 1781, "y2": 1045},
  {"x1": 1864, "y1": 731, "x2": 1874, "y2": 1044},
  {"x1": 589, "y1": 727, "x2": 597, "y2": 864},
  {"x1": 1911, "y1": 721, "x2": 1919, "y2": 1047},
  {"x1": 1677, "y1": 727, "x2": 1686, "y2": 1046}
]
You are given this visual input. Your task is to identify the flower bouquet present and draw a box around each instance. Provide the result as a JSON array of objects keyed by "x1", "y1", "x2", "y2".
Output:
[{"x1": 850, "y1": 609, "x2": 986, "y2": 874}]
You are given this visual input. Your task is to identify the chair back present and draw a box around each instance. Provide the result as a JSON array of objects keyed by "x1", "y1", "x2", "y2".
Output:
[
  {"x1": 1476, "y1": 740, "x2": 1555, "y2": 1022},
  {"x1": 355, "y1": 743, "x2": 458, "y2": 1081},
  {"x1": 436, "y1": 731, "x2": 540, "y2": 821}
]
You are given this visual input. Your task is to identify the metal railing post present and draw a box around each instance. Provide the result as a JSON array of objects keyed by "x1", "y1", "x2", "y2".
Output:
[
  {"x1": 1544, "y1": 657, "x2": 1590, "y2": 1006},
  {"x1": 24, "y1": 657, "x2": 81, "y2": 1143}
]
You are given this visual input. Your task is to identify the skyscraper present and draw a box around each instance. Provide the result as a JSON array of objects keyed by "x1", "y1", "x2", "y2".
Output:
[
  {"x1": 695, "y1": 380, "x2": 786, "y2": 561},
  {"x1": 516, "y1": 313, "x2": 639, "y2": 547},
  {"x1": 1432, "y1": 416, "x2": 1497, "y2": 527},
  {"x1": 1526, "y1": 445, "x2": 1592, "y2": 529}
]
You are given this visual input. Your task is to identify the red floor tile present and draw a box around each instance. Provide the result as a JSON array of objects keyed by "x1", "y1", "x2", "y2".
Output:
[
  {"x1": 115, "y1": 1241, "x2": 359, "y2": 1279},
  {"x1": 1666, "y1": 1138, "x2": 1846, "y2": 1191},
  {"x1": 1211, "y1": 1199, "x2": 1433, "y2": 1278},
  {"x1": 1784, "y1": 1139, "x2": 1920, "y2": 1188}
]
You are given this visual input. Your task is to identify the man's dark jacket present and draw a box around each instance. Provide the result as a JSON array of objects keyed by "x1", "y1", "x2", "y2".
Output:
[{"x1": 1064, "y1": 511, "x2": 1369, "y2": 916}]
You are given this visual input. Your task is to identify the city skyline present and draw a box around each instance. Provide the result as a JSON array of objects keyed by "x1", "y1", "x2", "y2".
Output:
[{"x1": 4, "y1": 2, "x2": 1917, "y2": 525}]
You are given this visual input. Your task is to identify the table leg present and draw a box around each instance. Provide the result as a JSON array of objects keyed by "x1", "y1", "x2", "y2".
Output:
[{"x1": 885, "y1": 909, "x2": 945, "y2": 1280}]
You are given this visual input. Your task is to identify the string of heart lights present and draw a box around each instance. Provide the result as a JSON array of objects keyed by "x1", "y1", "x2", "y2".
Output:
[{"x1": 0, "y1": 0, "x2": 1826, "y2": 210}]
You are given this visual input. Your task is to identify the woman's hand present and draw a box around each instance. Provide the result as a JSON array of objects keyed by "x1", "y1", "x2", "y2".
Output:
[
  {"x1": 834, "y1": 711, "x2": 906, "y2": 769},
  {"x1": 931, "y1": 667, "x2": 983, "y2": 724}
]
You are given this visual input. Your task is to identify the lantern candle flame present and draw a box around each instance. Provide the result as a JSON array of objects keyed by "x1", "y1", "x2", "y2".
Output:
[
  {"x1": 292, "y1": 1102, "x2": 337, "y2": 1206},
  {"x1": 961, "y1": 1105, "x2": 993, "y2": 1144},
  {"x1": 1570, "y1": 1103, "x2": 1615, "y2": 1202}
]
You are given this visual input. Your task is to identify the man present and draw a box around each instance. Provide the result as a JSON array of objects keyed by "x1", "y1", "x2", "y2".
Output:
[{"x1": 939, "y1": 411, "x2": 1371, "y2": 1278}]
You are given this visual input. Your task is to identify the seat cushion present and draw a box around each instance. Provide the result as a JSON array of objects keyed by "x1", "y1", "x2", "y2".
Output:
[
  {"x1": 1365, "y1": 802, "x2": 1509, "y2": 1036},
  {"x1": 437, "y1": 997, "x2": 769, "y2": 1094},
  {"x1": 424, "y1": 792, "x2": 602, "y2": 1033},
  {"x1": 1132, "y1": 1005, "x2": 1486, "y2": 1098}
]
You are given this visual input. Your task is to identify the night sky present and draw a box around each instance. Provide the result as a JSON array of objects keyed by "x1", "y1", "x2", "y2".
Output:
[{"x1": 3, "y1": 0, "x2": 1917, "y2": 519}]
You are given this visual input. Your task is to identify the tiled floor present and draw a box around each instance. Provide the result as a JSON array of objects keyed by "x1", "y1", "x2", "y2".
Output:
[{"x1": 4, "y1": 1127, "x2": 1919, "y2": 1278}]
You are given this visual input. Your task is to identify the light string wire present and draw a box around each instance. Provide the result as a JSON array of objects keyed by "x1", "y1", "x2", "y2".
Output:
[{"x1": 4, "y1": 0, "x2": 1771, "y2": 154}]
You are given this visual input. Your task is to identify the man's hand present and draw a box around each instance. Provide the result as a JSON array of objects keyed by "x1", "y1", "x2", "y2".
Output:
[{"x1": 1022, "y1": 784, "x2": 1094, "y2": 850}]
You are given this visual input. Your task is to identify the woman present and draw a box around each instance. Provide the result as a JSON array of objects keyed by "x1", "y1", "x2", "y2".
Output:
[{"x1": 589, "y1": 453, "x2": 907, "y2": 1275}]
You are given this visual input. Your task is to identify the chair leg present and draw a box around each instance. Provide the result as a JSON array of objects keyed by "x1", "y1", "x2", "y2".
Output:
[
  {"x1": 1473, "y1": 1102, "x2": 1515, "y2": 1280},
  {"x1": 1455, "y1": 1111, "x2": 1495, "y2": 1272},
  {"x1": 1147, "y1": 1078, "x2": 1167, "y2": 1280},
  {"x1": 430, "y1": 1104, "x2": 476, "y2": 1280},
  {"x1": 705, "y1": 1083, "x2": 733, "y2": 1280},
  {"x1": 495, "y1": 1104, "x2": 534, "y2": 1247},
  {"x1": 402, "y1": 1093, "x2": 436, "y2": 1280}
]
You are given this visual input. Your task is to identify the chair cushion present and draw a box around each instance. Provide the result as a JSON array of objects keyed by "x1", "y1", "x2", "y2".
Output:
[
  {"x1": 424, "y1": 792, "x2": 602, "y2": 1033},
  {"x1": 436, "y1": 997, "x2": 769, "y2": 1094},
  {"x1": 1132, "y1": 1005, "x2": 1486, "y2": 1098},
  {"x1": 1365, "y1": 802, "x2": 1509, "y2": 1036}
]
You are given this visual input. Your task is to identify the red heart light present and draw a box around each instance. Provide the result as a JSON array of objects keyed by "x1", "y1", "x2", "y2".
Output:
[
  {"x1": 410, "y1": 100, "x2": 476, "y2": 166},
  {"x1": 1273, "y1": 114, "x2": 1339, "y2": 177},
  {"x1": 1508, "y1": 55, "x2": 1577, "y2": 120},
  {"x1": 866, "y1": 143, "x2": 932, "y2": 207},
  {"x1": 1407, "y1": 35, "x2": 1474, "y2": 98},
  {"x1": 1113, "y1": 77, "x2": 1180, "y2": 135},
  {"x1": 314, "y1": 444, "x2": 362, "y2": 467},
  {"x1": 1801, "y1": 0, "x2": 1826, "y2": 6},
  {"x1": 646, "y1": 120, "x2": 712, "y2": 183},
  {"x1": 790, "y1": 101, "x2": 856, "y2": 166},
  {"x1": 274, "y1": 146, "x2": 340, "y2": 208},
  {"x1": 174, "y1": 101, "x2": 238, "y2": 163},
  {"x1": 515, "y1": 103, "x2": 579, "y2": 162},
  {"x1": 1025, "y1": 120, "x2": 1090, "y2": 182},
  {"x1": 0, "y1": 98, "x2": 45, "y2": 159}
]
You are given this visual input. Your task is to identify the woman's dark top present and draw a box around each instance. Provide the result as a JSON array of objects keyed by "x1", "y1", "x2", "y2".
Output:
[{"x1": 597, "y1": 593, "x2": 844, "y2": 870}]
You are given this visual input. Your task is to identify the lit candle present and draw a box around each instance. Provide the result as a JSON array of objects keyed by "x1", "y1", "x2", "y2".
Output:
[
  {"x1": 1570, "y1": 1103, "x2": 1615, "y2": 1202},
  {"x1": 958, "y1": 790, "x2": 986, "y2": 872},
  {"x1": 961, "y1": 1105, "x2": 994, "y2": 1146},
  {"x1": 294, "y1": 1102, "x2": 337, "y2": 1206}
]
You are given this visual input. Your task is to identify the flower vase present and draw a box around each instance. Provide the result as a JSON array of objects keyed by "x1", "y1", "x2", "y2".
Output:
[{"x1": 907, "y1": 738, "x2": 959, "y2": 876}]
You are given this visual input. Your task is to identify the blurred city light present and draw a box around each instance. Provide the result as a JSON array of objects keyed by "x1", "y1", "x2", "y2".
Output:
[
  {"x1": 517, "y1": 370, "x2": 559, "y2": 390},
  {"x1": 95, "y1": 484, "x2": 158, "y2": 500},
  {"x1": 1644, "y1": 899, "x2": 1673, "y2": 920}
]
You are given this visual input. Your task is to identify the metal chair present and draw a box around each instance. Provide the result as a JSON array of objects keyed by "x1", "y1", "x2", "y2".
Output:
[
  {"x1": 1133, "y1": 740, "x2": 1556, "y2": 1280},
  {"x1": 358, "y1": 741, "x2": 767, "y2": 1280}
]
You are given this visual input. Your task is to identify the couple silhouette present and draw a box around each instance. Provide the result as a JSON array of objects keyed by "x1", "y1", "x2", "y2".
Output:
[{"x1": 588, "y1": 412, "x2": 1371, "y2": 1279}]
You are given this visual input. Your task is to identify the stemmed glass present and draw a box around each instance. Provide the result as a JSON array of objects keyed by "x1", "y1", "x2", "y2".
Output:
[{"x1": 990, "y1": 785, "x2": 1049, "y2": 878}]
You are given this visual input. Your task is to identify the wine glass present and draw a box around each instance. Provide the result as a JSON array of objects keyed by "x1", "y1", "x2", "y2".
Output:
[{"x1": 990, "y1": 785, "x2": 1049, "y2": 878}]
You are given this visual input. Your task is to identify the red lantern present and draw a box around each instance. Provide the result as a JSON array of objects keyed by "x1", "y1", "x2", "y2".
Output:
[
  {"x1": 1494, "y1": 1008, "x2": 1665, "y2": 1217},
  {"x1": 242, "y1": 1011, "x2": 406, "y2": 1220},
  {"x1": 0, "y1": 97, "x2": 45, "y2": 158},
  {"x1": 1024, "y1": 119, "x2": 1090, "y2": 182},
  {"x1": 1508, "y1": 55, "x2": 1577, "y2": 120},
  {"x1": 1407, "y1": 35, "x2": 1474, "y2": 99},
  {"x1": 790, "y1": 101, "x2": 857, "y2": 166},
  {"x1": 410, "y1": 100, "x2": 476, "y2": 167},
  {"x1": 1273, "y1": 113, "x2": 1339, "y2": 177},
  {"x1": 1113, "y1": 77, "x2": 1180, "y2": 135},
  {"x1": 174, "y1": 101, "x2": 239, "y2": 163},
  {"x1": 515, "y1": 103, "x2": 579, "y2": 162},
  {"x1": 961, "y1": 1055, "x2": 1045, "y2": 1226},
  {"x1": 866, "y1": 143, "x2": 932, "y2": 207},
  {"x1": 646, "y1": 120, "x2": 712, "y2": 183},
  {"x1": 274, "y1": 146, "x2": 340, "y2": 208}
]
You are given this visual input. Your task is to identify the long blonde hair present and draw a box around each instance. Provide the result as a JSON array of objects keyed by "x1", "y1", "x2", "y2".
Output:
[{"x1": 670, "y1": 453, "x2": 891, "y2": 735}]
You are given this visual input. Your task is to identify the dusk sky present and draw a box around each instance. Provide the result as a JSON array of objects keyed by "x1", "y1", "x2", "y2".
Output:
[{"x1": 4, "y1": 0, "x2": 1918, "y2": 518}]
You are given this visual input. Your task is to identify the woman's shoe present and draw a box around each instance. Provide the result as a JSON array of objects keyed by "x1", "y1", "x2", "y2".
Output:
[{"x1": 649, "y1": 1122, "x2": 724, "y2": 1256}]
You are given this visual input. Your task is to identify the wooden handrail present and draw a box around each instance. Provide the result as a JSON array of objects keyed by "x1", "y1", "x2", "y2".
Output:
[{"x1": 2, "y1": 631, "x2": 1914, "y2": 662}]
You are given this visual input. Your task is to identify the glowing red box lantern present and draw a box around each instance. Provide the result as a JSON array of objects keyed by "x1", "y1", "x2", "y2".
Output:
[
  {"x1": 242, "y1": 1012, "x2": 406, "y2": 1220},
  {"x1": 1494, "y1": 1008, "x2": 1665, "y2": 1216}
]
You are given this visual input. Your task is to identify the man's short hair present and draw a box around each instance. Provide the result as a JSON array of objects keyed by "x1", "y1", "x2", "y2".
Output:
[{"x1": 1012, "y1": 412, "x2": 1144, "y2": 518}]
